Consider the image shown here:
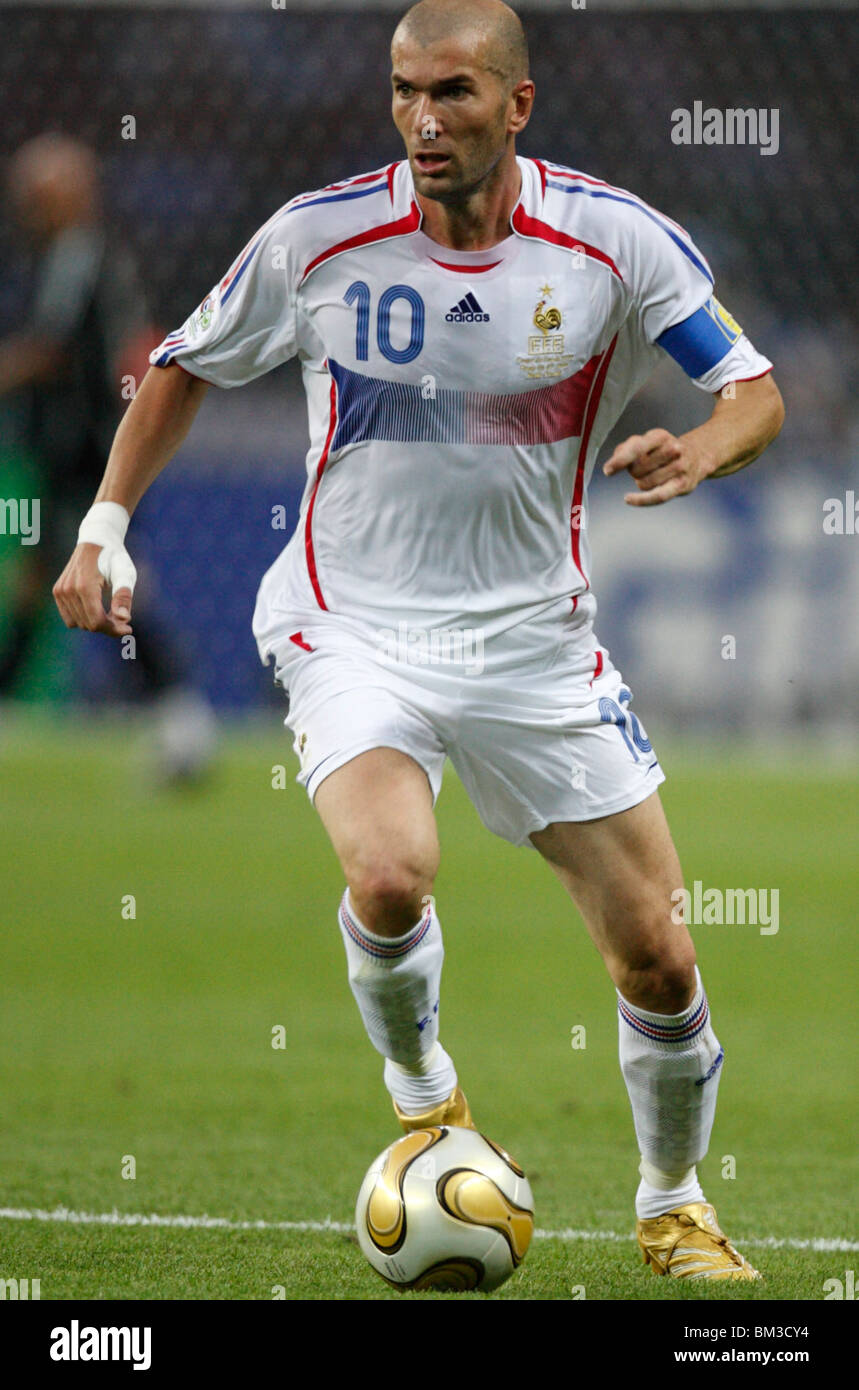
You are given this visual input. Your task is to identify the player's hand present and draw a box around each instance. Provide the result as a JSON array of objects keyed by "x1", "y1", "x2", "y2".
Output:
[
  {"x1": 53, "y1": 542, "x2": 134, "y2": 637},
  {"x1": 602, "y1": 428, "x2": 710, "y2": 507}
]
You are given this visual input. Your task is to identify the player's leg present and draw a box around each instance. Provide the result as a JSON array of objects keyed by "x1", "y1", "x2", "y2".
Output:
[
  {"x1": 311, "y1": 746, "x2": 472, "y2": 1130},
  {"x1": 447, "y1": 645, "x2": 757, "y2": 1278},
  {"x1": 531, "y1": 792, "x2": 758, "y2": 1278},
  {"x1": 532, "y1": 792, "x2": 712, "y2": 1210},
  {"x1": 315, "y1": 746, "x2": 438, "y2": 936},
  {"x1": 531, "y1": 790, "x2": 696, "y2": 1013}
]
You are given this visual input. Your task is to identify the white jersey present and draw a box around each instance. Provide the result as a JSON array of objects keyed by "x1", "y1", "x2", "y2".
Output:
[{"x1": 150, "y1": 155, "x2": 772, "y2": 664}]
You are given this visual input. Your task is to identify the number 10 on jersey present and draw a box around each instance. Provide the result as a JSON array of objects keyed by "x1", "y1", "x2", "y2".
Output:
[{"x1": 345, "y1": 281, "x2": 425, "y2": 364}]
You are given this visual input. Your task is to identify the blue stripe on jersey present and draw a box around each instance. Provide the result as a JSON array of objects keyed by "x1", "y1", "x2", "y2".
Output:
[
  {"x1": 327, "y1": 358, "x2": 596, "y2": 451},
  {"x1": 221, "y1": 239, "x2": 262, "y2": 306},
  {"x1": 544, "y1": 179, "x2": 714, "y2": 284},
  {"x1": 154, "y1": 337, "x2": 186, "y2": 365},
  {"x1": 656, "y1": 301, "x2": 737, "y2": 378},
  {"x1": 286, "y1": 181, "x2": 389, "y2": 213},
  {"x1": 331, "y1": 359, "x2": 464, "y2": 447}
]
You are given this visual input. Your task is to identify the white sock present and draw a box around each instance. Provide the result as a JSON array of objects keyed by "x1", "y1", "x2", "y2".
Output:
[
  {"x1": 636, "y1": 1159, "x2": 705, "y2": 1220},
  {"x1": 384, "y1": 1042, "x2": 458, "y2": 1115},
  {"x1": 338, "y1": 891, "x2": 456, "y2": 1110},
  {"x1": 617, "y1": 967, "x2": 723, "y2": 1219}
]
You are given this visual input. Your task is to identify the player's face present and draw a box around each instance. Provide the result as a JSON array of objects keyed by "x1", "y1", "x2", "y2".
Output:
[{"x1": 391, "y1": 35, "x2": 514, "y2": 203}]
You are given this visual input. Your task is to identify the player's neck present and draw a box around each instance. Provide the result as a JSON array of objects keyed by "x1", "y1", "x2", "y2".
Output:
[{"x1": 416, "y1": 155, "x2": 522, "y2": 252}]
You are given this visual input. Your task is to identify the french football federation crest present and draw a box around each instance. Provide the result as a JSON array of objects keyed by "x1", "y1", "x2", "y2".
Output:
[
  {"x1": 533, "y1": 296, "x2": 562, "y2": 335},
  {"x1": 517, "y1": 283, "x2": 576, "y2": 379}
]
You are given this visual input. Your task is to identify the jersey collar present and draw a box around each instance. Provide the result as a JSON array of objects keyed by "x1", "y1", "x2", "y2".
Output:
[{"x1": 393, "y1": 154, "x2": 543, "y2": 247}]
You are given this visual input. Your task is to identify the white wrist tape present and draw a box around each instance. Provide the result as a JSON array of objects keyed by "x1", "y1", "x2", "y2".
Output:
[{"x1": 78, "y1": 502, "x2": 137, "y2": 595}]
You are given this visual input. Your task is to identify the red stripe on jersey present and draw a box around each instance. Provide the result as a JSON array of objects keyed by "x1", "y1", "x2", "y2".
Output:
[
  {"x1": 292, "y1": 168, "x2": 391, "y2": 208},
  {"x1": 532, "y1": 158, "x2": 548, "y2": 200},
  {"x1": 289, "y1": 631, "x2": 315, "y2": 652},
  {"x1": 429, "y1": 258, "x2": 502, "y2": 273},
  {"x1": 720, "y1": 366, "x2": 774, "y2": 385},
  {"x1": 334, "y1": 168, "x2": 392, "y2": 189},
  {"x1": 220, "y1": 233, "x2": 260, "y2": 293},
  {"x1": 300, "y1": 202, "x2": 422, "y2": 283},
  {"x1": 387, "y1": 161, "x2": 398, "y2": 204},
  {"x1": 512, "y1": 205, "x2": 623, "y2": 282},
  {"x1": 304, "y1": 372, "x2": 339, "y2": 611},
  {"x1": 570, "y1": 334, "x2": 618, "y2": 587},
  {"x1": 174, "y1": 361, "x2": 204, "y2": 382},
  {"x1": 217, "y1": 197, "x2": 296, "y2": 293},
  {"x1": 590, "y1": 650, "x2": 604, "y2": 685}
]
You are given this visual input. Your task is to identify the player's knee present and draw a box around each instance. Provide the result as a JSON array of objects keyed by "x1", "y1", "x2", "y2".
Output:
[
  {"x1": 616, "y1": 944, "x2": 697, "y2": 1014},
  {"x1": 347, "y1": 858, "x2": 435, "y2": 936}
]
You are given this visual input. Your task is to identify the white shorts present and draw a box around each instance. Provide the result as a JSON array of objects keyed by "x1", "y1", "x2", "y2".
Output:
[{"x1": 268, "y1": 611, "x2": 665, "y2": 848}]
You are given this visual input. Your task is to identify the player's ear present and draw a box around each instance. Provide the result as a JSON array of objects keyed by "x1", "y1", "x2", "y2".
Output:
[{"x1": 509, "y1": 79, "x2": 535, "y2": 132}]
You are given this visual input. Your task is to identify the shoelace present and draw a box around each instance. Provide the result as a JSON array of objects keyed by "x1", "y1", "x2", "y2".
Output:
[{"x1": 662, "y1": 1214, "x2": 737, "y2": 1269}]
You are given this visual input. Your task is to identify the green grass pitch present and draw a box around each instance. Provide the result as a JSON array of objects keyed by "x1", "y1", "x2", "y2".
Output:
[{"x1": 0, "y1": 716, "x2": 856, "y2": 1300}]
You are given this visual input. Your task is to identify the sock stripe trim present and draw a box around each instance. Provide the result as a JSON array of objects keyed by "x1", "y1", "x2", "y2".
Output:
[
  {"x1": 618, "y1": 995, "x2": 709, "y2": 1044},
  {"x1": 339, "y1": 899, "x2": 432, "y2": 959}
]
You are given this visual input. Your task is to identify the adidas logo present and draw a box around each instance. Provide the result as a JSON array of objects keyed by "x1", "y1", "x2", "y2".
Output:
[{"x1": 445, "y1": 292, "x2": 490, "y2": 323}]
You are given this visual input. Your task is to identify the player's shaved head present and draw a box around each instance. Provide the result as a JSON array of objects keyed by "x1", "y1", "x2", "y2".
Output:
[
  {"x1": 394, "y1": 0, "x2": 529, "y2": 89},
  {"x1": 391, "y1": 0, "x2": 534, "y2": 221}
]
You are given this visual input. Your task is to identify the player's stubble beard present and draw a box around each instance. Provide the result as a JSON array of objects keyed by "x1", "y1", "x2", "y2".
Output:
[
  {"x1": 414, "y1": 144, "x2": 507, "y2": 209},
  {"x1": 409, "y1": 98, "x2": 513, "y2": 210}
]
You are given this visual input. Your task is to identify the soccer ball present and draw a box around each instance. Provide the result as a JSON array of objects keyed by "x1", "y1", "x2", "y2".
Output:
[{"x1": 355, "y1": 1125, "x2": 534, "y2": 1292}]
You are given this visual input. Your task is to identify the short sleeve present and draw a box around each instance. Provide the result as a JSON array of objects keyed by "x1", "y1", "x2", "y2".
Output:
[
  {"x1": 149, "y1": 211, "x2": 298, "y2": 388},
  {"x1": 654, "y1": 295, "x2": 773, "y2": 393},
  {"x1": 619, "y1": 203, "x2": 772, "y2": 392}
]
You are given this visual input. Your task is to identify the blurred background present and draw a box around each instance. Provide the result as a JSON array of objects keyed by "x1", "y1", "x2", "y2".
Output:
[{"x1": 0, "y1": 0, "x2": 856, "y2": 739}]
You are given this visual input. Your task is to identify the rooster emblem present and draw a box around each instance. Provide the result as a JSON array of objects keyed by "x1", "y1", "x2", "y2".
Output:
[{"x1": 533, "y1": 298, "x2": 562, "y2": 334}]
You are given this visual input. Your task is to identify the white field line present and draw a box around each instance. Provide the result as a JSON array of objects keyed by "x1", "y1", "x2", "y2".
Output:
[{"x1": 0, "y1": 1206, "x2": 856, "y2": 1253}]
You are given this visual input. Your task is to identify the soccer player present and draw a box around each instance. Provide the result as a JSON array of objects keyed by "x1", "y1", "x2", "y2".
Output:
[
  {"x1": 1, "y1": 133, "x2": 216, "y2": 780},
  {"x1": 54, "y1": 0, "x2": 784, "y2": 1281}
]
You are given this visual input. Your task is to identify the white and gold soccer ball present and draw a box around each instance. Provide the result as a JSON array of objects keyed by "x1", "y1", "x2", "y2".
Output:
[{"x1": 355, "y1": 1125, "x2": 534, "y2": 1292}]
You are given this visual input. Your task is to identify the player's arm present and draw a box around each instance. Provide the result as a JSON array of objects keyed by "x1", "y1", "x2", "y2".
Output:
[
  {"x1": 603, "y1": 372, "x2": 785, "y2": 507},
  {"x1": 52, "y1": 363, "x2": 208, "y2": 635},
  {"x1": 603, "y1": 194, "x2": 785, "y2": 507},
  {"x1": 53, "y1": 203, "x2": 299, "y2": 635}
]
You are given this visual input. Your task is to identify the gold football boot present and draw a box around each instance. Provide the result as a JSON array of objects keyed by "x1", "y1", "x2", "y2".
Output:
[
  {"x1": 637, "y1": 1202, "x2": 761, "y2": 1280},
  {"x1": 393, "y1": 1085, "x2": 475, "y2": 1133}
]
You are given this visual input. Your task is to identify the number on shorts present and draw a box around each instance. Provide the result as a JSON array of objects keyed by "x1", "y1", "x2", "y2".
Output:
[{"x1": 599, "y1": 686, "x2": 652, "y2": 763}]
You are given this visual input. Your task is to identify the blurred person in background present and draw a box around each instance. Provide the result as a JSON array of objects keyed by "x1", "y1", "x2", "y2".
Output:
[{"x1": 0, "y1": 132, "x2": 216, "y2": 781}]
